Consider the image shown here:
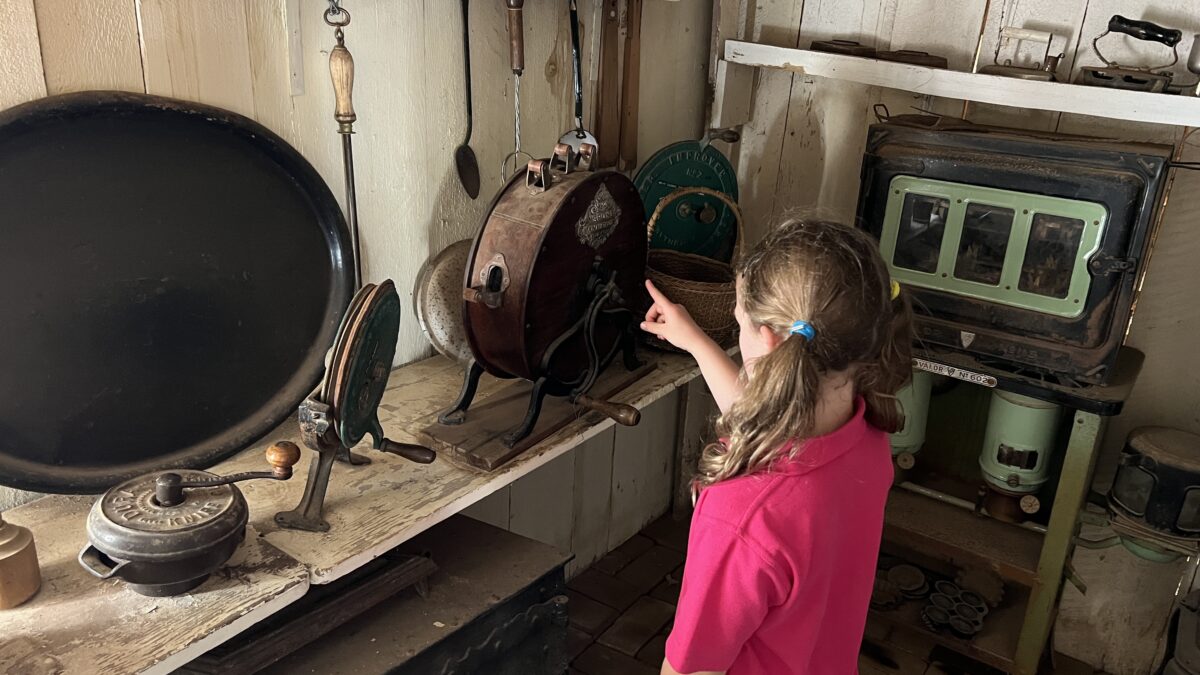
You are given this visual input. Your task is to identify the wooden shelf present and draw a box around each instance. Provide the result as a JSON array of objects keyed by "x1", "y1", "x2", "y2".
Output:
[
  {"x1": 724, "y1": 41, "x2": 1200, "y2": 127},
  {"x1": 868, "y1": 585, "x2": 1029, "y2": 672},
  {"x1": 884, "y1": 488, "x2": 1042, "y2": 587}
]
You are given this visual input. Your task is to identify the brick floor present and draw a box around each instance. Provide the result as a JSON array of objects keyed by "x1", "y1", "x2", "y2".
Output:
[
  {"x1": 636, "y1": 634, "x2": 667, "y2": 668},
  {"x1": 566, "y1": 590, "x2": 618, "y2": 636},
  {"x1": 596, "y1": 596, "x2": 675, "y2": 656},
  {"x1": 574, "y1": 643, "x2": 658, "y2": 675},
  {"x1": 568, "y1": 568, "x2": 642, "y2": 611},
  {"x1": 615, "y1": 545, "x2": 684, "y2": 595},
  {"x1": 592, "y1": 534, "x2": 655, "y2": 575}
]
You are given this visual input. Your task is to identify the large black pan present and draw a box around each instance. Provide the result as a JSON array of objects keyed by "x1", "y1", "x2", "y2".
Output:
[{"x1": 0, "y1": 91, "x2": 354, "y2": 493}]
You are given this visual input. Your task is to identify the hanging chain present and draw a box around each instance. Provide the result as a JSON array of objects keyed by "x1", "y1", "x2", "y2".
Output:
[{"x1": 325, "y1": 0, "x2": 351, "y2": 43}]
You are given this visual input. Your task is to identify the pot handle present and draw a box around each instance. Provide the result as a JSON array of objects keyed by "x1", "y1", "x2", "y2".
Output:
[{"x1": 78, "y1": 544, "x2": 130, "y2": 580}]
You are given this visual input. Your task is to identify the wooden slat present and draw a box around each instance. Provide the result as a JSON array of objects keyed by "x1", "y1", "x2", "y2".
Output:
[
  {"x1": 460, "y1": 485, "x2": 511, "y2": 530},
  {"x1": 34, "y1": 0, "x2": 143, "y2": 94},
  {"x1": 883, "y1": 488, "x2": 1042, "y2": 587},
  {"x1": 568, "y1": 427, "x2": 617, "y2": 577},
  {"x1": 616, "y1": 0, "x2": 641, "y2": 172},
  {"x1": 0, "y1": 497, "x2": 308, "y2": 675},
  {"x1": 725, "y1": 41, "x2": 1200, "y2": 127},
  {"x1": 594, "y1": 0, "x2": 622, "y2": 167},
  {"x1": 244, "y1": 0, "x2": 296, "y2": 144},
  {"x1": 137, "y1": 0, "x2": 257, "y2": 118},
  {"x1": 634, "y1": 0, "x2": 711, "y2": 165},
  {"x1": 0, "y1": 0, "x2": 47, "y2": 109},
  {"x1": 509, "y1": 450, "x2": 575, "y2": 553},
  {"x1": 608, "y1": 391, "x2": 679, "y2": 549}
]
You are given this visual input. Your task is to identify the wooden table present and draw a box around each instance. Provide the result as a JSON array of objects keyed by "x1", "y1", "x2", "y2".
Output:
[{"x1": 0, "y1": 353, "x2": 701, "y2": 675}]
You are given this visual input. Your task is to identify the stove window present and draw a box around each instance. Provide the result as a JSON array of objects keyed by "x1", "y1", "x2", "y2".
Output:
[
  {"x1": 1019, "y1": 214, "x2": 1085, "y2": 299},
  {"x1": 1111, "y1": 463, "x2": 1155, "y2": 517},
  {"x1": 1179, "y1": 489, "x2": 1200, "y2": 533},
  {"x1": 894, "y1": 194, "x2": 949, "y2": 274},
  {"x1": 955, "y1": 203, "x2": 1014, "y2": 286}
]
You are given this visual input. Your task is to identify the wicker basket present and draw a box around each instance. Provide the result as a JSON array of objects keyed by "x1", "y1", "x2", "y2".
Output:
[{"x1": 645, "y1": 186, "x2": 743, "y2": 351}]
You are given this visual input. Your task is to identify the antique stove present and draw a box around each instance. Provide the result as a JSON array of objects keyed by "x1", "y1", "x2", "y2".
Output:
[{"x1": 857, "y1": 115, "x2": 1172, "y2": 388}]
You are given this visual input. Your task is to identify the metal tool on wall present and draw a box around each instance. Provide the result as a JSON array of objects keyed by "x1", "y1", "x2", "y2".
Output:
[
  {"x1": 979, "y1": 27, "x2": 1063, "y2": 81},
  {"x1": 1075, "y1": 15, "x2": 1183, "y2": 93},
  {"x1": 276, "y1": 281, "x2": 436, "y2": 532},
  {"x1": 454, "y1": 0, "x2": 480, "y2": 198},
  {"x1": 501, "y1": 0, "x2": 532, "y2": 179},
  {"x1": 326, "y1": 0, "x2": 363, "y2": 287},
  {"x1": 558, "y1": 0, "x2": 598, "y2": 155}
]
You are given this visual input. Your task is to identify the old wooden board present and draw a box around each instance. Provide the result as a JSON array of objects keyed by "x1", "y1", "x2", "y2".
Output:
[
  {"x1": 231, "y1": 352, "x2": 698, "y2": 585},
  {"x1": 418, "y1": 363, "x2": 656, "y2": 471},
  {"x1": 0, "y1": 495, "x2": 308, "y2": 675}
]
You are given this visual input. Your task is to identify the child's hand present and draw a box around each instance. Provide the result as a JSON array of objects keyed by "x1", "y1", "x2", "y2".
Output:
[{"x1": 640, "y1": 280, "x2": 710, "y2": 354}]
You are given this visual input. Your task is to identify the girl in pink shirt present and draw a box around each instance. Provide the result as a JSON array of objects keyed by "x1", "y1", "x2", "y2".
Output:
[{"x1": 640, "y1": 218, "x2": 912, "y2": 675}]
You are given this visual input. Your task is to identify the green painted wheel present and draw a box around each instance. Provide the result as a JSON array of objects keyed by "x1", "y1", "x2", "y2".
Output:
[
  {"x1": 327, "y1": 280, "x2": 401, "y2": 449},
  {"x1": 634, "y1": 141, "x2": 739, "y2": 262}
]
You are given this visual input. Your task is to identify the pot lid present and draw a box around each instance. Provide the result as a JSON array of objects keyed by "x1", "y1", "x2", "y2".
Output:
[
  {"x1": 0, "y1": 91, "x2": 354, "y2": 493},
  {"x1": 634, "y1": 141, "x2": 739, "y2": 263},
  {"x1": 86, "y1": 469, "x2": 248, "y2": 561}
]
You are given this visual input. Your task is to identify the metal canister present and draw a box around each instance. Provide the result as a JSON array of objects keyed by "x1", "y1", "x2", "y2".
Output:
[
  {"x1": 0, "y1": 513, "x2": 40, "y2": 608},
  {"x1": 890, "y1": 370, "x2": 933, "y2": 460},
  {"x1": 979, "y1": 390, "x2": 1061, "y2": 494}
]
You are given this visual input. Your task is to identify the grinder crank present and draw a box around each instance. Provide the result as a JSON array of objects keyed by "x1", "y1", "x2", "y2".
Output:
[{"x1": 276, "y1": 280, "x2": 435, "y2": 532}]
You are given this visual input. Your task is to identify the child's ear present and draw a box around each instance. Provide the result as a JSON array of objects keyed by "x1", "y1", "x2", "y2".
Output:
[{"x1": 759, "y1": 324, "x2": 784, "y2": 352}]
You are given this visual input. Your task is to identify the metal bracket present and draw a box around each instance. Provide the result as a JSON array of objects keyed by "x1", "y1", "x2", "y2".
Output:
[{"x1": 1089, "y1": 254, "x2": 1136, "y2": 275}]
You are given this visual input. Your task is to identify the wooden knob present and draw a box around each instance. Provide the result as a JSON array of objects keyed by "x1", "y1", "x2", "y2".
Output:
[
  {"x1": 505, "y1": 0, "x2": 524, "y2": 75},
  {"x1": 575, "y1": 395, "x2": 641, "y2": 426},
  {"x1": 380, "y1": 439, "x2": 437, "y2": 464},
  {"x1": 330, "y1": 43, "x2": 356, "y2": 129},
  {"x1": 267, "y1": 441, "x2": 302, "y2": 479}
]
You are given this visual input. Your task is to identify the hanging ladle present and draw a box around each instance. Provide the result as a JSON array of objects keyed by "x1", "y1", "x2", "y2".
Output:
[{"x1": 454, "y1": 0, "x2": 481, "y2": 198}]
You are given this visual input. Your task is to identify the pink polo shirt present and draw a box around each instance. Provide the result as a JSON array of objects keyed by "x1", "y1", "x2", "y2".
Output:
[{"x1": 665, "y1": 398, "x2": 892, "y2": 674}]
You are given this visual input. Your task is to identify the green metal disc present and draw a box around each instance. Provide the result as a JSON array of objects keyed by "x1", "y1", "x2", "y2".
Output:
[
  {"x1": 634, "y1": 141, "x2": 739, "y2": 262},
  {"x1": 331, "y1": 280, "x2": 400, "y2": 449}
]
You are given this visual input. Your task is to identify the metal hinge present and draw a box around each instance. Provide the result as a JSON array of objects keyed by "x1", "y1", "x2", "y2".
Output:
[{"x1": 1089, "y1": 254, "x2": 1136, "y2": 275}]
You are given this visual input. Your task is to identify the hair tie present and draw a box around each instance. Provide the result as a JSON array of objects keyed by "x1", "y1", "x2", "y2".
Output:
[
  {"x1": 890, "y1": 280, "x2": 901, "y2": 300},
  {"x1": 789, "y1": 320, "x2": 816, "y2": 342}
]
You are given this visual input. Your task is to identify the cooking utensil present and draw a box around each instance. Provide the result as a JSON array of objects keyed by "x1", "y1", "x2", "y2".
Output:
[
  {"x1": 276, "y1": 281, "x2": 435, "y2": 533},
  {"x1": 1075, "y1": 15, "x2": 1183, "y2": 92},
  {"x1": 877, "y1": 49, "x2": 948, "y2": 68},
  {"x1": 0, "y1": 91, "x2": 354, "y2": 494},
  {"x1": 79, "y1": 442, "x2": 301, "y2": 597},
  {"x1": 454, "y1": 0, "x2": 480, "y2": 198},
  {"x1": 414, "y1": 240, "x2": 474, "y2": 366},
  {"x1": 325, "y1": 2, "x2": 363, "y2": 287},
  {"x1": 558, "y1": 0, "x2": 598, "y2": 155},
  {"x1": 811, "y1": 39, "x2": 876, "y2": 57},
  {"x1": 501, "y1": 0, "x2": 532, "y2": 179}
]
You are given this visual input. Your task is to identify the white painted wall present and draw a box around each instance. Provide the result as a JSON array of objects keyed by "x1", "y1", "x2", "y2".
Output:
[
  {"x1": 716, "y1": 0, "x2": 1200, "y2": 672},
  {"x1": 0, "y1": 0, "x2": 712, "y2": 510}
]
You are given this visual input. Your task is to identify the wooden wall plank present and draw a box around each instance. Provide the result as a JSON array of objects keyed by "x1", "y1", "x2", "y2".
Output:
[
  {"x1": 244, "y1": 0, "x2": 297, "y2": 145},
  {"x1": 0, "y1": 0, "x2": 46, "y2": 109},
  {"x1": 635, "y1": 0, "x2": 711, "y2": 165},
  {"x1": 137, "y1": 0, "x2": 256, "y2": 118},
  {"x1": 608, "y1": 391, "x2": 678, "y2": 549},
  {"x1": 509, "y1": 450, "x2": 576, "y2": 554},
  {"x1": 34, "y1": 0, "x2": 143, "y2": 94},
  {"x1": 569, "y1": 427, "x2": 617, "y2": 577},
  {"x1": 460, "y1": 485, "x2": 511, "y2": 530}
]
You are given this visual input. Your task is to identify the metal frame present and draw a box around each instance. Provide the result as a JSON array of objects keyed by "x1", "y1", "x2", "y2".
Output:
[{"x1": 1013, "y1": 411, "x2": 1105, "y2": 674}]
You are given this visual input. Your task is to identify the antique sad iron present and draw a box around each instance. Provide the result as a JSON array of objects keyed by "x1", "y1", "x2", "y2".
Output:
[
  {"x1": 276, "y1": 280, "x2": 435, "y2": 532},
  {"x1": 1075, "y1": 15, "x2": 1183, "y2": 93},
  {"x1": 439, "y1": 144, "x2": 647, "y2": 448}
]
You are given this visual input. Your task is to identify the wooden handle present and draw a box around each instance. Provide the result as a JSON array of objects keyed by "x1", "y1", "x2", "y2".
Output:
[
  {"x1": 506, "y1": 0, "x2": 524, "y2": 75},
  {"x1": 381, "y1": 438, "x2": 437, "y2": 464},
  {"x1": 266, "y1": 441, "x2": 302, "y2": 479},
  {"x1": 576, "y1": 394, "x2": 640, "y2": 426},
  {"x1": 330, "y1": 43, "x2": 356, "y2": 127}
]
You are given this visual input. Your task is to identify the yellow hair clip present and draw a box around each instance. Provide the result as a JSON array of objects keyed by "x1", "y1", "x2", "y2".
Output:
[{"x1": 890, "y1": 280, "x2": 901, "y2": 300}]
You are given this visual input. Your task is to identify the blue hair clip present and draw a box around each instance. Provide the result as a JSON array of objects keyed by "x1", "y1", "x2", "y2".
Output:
[{"x1": 789, "y1": 320, "x2": 816, "y2": 342}]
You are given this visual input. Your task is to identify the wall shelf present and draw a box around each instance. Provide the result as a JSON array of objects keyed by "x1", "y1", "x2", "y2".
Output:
[{"x1": 724, "y1": 41, "x2": 1200, "y2": 128}]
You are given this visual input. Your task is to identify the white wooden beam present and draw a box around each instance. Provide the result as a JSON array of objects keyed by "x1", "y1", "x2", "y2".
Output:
[{"x1": 725, "y1": 40, "x2": 1200, "y2": 128}]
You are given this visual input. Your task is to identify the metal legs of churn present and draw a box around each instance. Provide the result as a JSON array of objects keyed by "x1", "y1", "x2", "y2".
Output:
[{"x1": 439, "y1": 360, "x2": 485, "y2": 425}]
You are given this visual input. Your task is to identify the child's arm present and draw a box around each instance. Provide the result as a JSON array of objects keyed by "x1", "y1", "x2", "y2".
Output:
[{"x1": 640, "y1": 280, "x2": 741, "y2": 412}]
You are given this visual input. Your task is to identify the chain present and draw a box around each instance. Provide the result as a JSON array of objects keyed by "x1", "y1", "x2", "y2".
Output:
[{"x1": 324, "y1": 0, "x2": 350, "y2": 28}]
